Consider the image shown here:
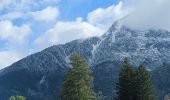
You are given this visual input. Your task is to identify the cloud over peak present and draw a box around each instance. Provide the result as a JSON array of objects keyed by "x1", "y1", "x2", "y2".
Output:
[
  {"x1": 34, "y1": 17, "x2": 104, "y2": 49},
  {"x1": 87, "y1": 1, "x2": 129, "y2": 31},
  {"x1": 121, "y1": 0, "x2": 170, "y2": 31},
  {"x1": 34, "y1": 2, "x2": 128, "y2": 49}
]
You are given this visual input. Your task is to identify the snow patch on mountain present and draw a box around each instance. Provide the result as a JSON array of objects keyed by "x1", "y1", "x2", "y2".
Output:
[
  {"x1": 40, "y1": 75, "x2": 46, "y2": 84},
  {"x1": 65, "y1": 55, "x2": 70, "y2": 64}
]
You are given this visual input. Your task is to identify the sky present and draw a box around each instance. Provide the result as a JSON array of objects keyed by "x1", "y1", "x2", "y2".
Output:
[
  {"x1": 0, "y1": 0, "x2": 170, "y2": 69},
  {"x1": 0, "y1": 0, "x2": 124, "y2": 69}
]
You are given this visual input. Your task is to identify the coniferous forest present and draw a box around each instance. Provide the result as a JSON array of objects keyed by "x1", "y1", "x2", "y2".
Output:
[{"x1": 8, "y1": 54, "x2": 156, "y2": 100}]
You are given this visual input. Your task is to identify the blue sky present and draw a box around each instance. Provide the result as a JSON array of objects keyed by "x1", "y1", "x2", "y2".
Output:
[{"x1": 58, "y1": 0, "x2": 119, "y2": 20}]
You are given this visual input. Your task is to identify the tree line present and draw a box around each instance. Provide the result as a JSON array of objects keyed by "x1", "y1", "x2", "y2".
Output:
[
  {"x1": 61, "y1": 54, "x2": 155, "y2": 100},
  {"x1": 8, "y1": 54, "x2": 156, "y2": 100}
]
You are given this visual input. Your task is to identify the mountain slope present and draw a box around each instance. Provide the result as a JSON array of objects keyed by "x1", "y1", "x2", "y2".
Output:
[
  {"x1": 151, "y1": 64, "x2": 170, "y2": 100},
  {"x1": 1, "y1": 22, "x2": 170, "y2": 99}
]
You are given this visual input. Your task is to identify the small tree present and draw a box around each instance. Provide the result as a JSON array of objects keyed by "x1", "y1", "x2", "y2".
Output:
[
  {"x1": 8, "y1": 96, "x2": 16, "y2": 100},
  {"x1": 8, "y1": 95, "x2": 26, "y2": 100},
  {"x1": 61, "y1": 53, "x2": 96, "y2": 100}
]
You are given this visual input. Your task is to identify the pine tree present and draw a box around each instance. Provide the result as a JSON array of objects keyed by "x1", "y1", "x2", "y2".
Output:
[
  {"x1": 116, "y1": 58, "x2": 136, "y2": 100},
  {"x1": 61, "y1": 53, "x2": 96, "y2": 100},
  {"x1": 136, "y1": 65, "x2": 155, "y2": 100}
]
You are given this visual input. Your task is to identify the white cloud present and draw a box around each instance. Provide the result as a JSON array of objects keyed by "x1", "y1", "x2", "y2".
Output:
[
  {"x1": 34, "y1": 2, "x2": 128, "y2": 49},
  {"x1": 31, "y1": 6, "x2": 59, "y2": 22},
  {"x1": 0, "y1": 0, "x2": 34, "y2": 12},
  {"x1": 0, "y1": 20, "x2": 31, "y2": 44},
  {"x1": 0, "y1": 50, "x2": 25, "y2": 69},
  {"x1": 120, "y1": 0, "x2": 170, "y2": 31},
  {"x1": 0, "y1": 0, "x2": 62, "y2": 69},
  {"x1": 42, "y1": 0, "x2": 61, "y2": 3},
  {"x1": 0, "y1": 0, "x2": 61, "y2": 11},
  {"x1": 0, "y1": 0, "x2": 12, "y2": 10},
  {"x1": 0, "y1": 12, "x2": 23, "y2": 20},
  {"x1": 0, "y1": 6, "x2": 59, "y2": 22},
  {"x1": 34, "y1": 17, "x2": 104, "y2": 49},
  {"x1": 87, "y1": 1, "x2": 129, "y2": 31}
]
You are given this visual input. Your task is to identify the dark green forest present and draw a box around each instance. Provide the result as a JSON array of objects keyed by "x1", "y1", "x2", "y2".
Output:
[{"x1": 8, "y1": 54, "x2": 156, "y2": 100}]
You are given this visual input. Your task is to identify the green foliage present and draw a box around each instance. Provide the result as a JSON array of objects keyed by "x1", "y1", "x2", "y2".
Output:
[
  {"x1": 8, "y1": 96, "x2": 16, "y2": 100},
  {"x1": 61, "y1": 53, "x2": 96, "y2": 100},
  {"x1": 8, "y1": 95, "x2": 26, "y2": 100},
  {"x1": 116, "y1": 58, "x2": 155, "y2": 100}
]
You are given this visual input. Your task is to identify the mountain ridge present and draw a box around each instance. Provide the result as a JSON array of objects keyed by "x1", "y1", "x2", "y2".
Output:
[{"x1": 1, "y1": 22, "x2": 170, "y2": 99}]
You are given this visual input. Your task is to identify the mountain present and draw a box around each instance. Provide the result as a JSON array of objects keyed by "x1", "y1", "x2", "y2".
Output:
[{"x1": 1, "y1": 22, "x2": 170, "y2": 100}]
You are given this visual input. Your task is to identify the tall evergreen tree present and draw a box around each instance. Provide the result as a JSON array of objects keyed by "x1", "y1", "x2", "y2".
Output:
[
  {"x1": 136, "y1": 65, "x2": 155, "y2": 100},
  {"x1": 116, "y1": 58, "x2": 156, "y2": 100},
  {"x1": 116, "y1": 58, "x2": 136, "y2": 100},
  {"x1": 61, "y1": 53, "x2": 96, "y2": 100}
]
